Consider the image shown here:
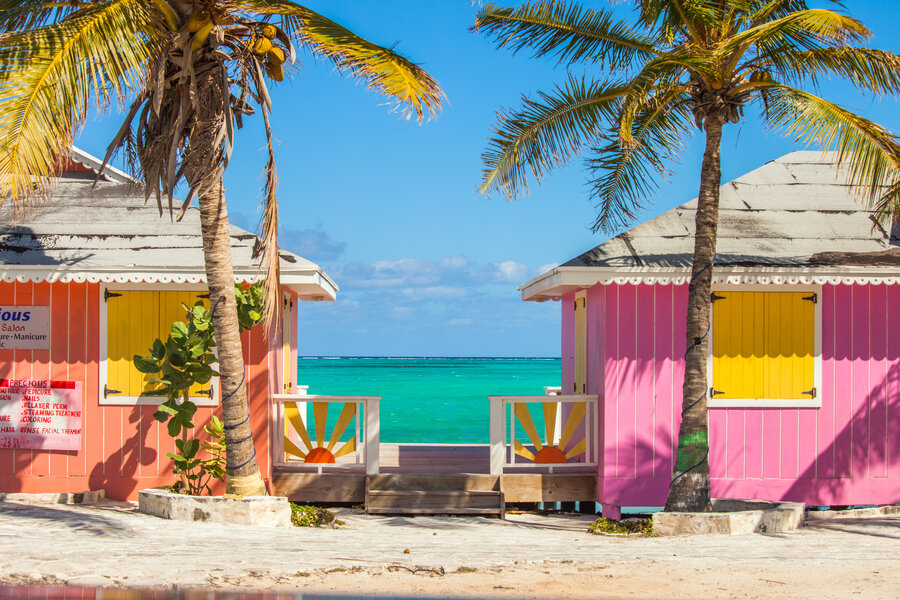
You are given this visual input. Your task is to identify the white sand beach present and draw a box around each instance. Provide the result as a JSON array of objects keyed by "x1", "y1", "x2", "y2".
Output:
[{"x1": 0, "y1": 500, "x2": 896, "y2": 599}]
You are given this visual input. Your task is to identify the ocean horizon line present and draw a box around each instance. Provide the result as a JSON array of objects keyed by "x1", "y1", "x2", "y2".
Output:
[{"x1": 299, "y1": 355, "x2": 562, "y2": 360}]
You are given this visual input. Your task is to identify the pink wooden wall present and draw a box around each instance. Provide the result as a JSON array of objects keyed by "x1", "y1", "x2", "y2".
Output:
[
  {"x1": 0, "y1": 281, "x2": 283, "y2": 500},
  {"x1": 563, "y1": 282, "x2": 900, "y2": 508}
]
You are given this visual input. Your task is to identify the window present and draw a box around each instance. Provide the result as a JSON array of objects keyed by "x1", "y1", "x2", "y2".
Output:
[
  {"x1": 100, "y1": 287, "x2": 217, "y2": 406},
  {"x1": 709, "y1": 289, "x2": 820, "y2": 408}
]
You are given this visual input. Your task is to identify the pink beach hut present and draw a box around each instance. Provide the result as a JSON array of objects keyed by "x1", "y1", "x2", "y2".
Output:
[
  {"x1": 520, "y1": 151, "x2": 900, "y2": 516},
  {"x1": 0, "y1": 147, "x2": 337, "y2": 500}
]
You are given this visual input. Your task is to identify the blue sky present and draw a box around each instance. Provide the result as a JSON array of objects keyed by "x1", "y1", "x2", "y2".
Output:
[{"x1": 75, "y1": 0, "x2": 900, "y2": 357}]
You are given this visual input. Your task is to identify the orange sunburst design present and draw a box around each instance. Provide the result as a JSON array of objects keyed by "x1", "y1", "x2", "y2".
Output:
[
  {"x1": 513, "y1": 401, "x2": 587, "y2": 464},
  {"x1": 283, "y1": 401, "x2": 357, "y2": 464}
]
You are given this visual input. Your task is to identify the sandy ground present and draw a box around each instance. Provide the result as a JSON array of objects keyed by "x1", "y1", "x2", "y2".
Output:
[{"x1": 0, "y1": 500, "x2": 897, "y2": 599}]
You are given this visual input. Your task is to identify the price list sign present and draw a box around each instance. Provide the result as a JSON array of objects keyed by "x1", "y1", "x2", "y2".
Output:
[{"x1": 0, "y1": 380, "x2": 82, "y2": 450}]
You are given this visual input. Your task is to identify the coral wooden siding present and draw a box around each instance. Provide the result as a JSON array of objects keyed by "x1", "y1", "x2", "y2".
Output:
[
  {"x1": 564, "y1": 282, "x2": 900, "y2": 507},
  {"x1": 0, "y1": 281, "x2": 276, "y2": 500}
]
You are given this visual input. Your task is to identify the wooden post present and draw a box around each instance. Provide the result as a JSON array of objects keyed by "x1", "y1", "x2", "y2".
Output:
[
  {"x1": 489, "y1": 396, "x2": 505, "y2": 475},
  {"x1": 365, "y1": 397, "x2": 380, "y2": 475}
]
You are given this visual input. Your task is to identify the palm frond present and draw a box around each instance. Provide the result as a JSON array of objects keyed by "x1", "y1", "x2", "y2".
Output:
[
  {"x1": 759, "y1": 83, "x2": 900, "y2": 218},
  {"x1": 637, "y1": 0, "x2": 721, "y2": 44},
  {"x1": 0, "y1": 0, "x2": 158, "y2": 205},
  {"x1": 237, "y1": 0, "x2": 443, "y2": 122},
  {"x1": 0, "y1": 1, "x2": 84, "y2": 30},
  {"x1": 589, "y1": 87, "x2": 694, "y2": 233},
  {"x1": 473, "y1": 1, "x2": 657, "y2": 69},
  {"x1": 724, "y1": 8, "x2": 869, "y2": 55},
  {"x1": 257, "y1": 100, "x2": 281, "y2": 329},
  {"x1": 480, "y1": 76, "x2": 626, "y2": 200},
  {"x1": 763, "y1": 47, "x2": 900, "y2": 96}
]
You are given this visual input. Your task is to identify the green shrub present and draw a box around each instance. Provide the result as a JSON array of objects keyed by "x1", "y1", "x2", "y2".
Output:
[
  {"x1": 290, "y1": 503, "x2": 345, "y2": 528},
  {"x1": 588, "y1": 516, "x2": 653, "y2": 536}
]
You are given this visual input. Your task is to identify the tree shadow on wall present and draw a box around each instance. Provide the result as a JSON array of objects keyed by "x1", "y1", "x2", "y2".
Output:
[{"x1": 88, "y1": 407, "x2": 158, "y2": 499}]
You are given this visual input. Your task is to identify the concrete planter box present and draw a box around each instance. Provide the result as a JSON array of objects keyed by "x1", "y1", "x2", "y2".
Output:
[
  {"x1": 138, "y1": 488, "x2": 292, "y2": 527},
  {"x1": 652, "y1": 499, "x2": 805, "y2": 536},
  {"x1": 805, "y1": 505, "x2": 900, "y2": 521}
]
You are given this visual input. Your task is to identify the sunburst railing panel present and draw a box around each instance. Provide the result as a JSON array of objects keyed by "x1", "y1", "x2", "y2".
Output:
[
  {"x1": 489, "y1": 395, "x2": 598, "y2": 474},
  {"x1": 274, "y1": 394, "x2": 380, "y2": 474}
]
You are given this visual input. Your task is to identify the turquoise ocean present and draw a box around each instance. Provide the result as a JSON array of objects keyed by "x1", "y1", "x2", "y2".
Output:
[{"x1": 297, "y1": 357, "x2": 561, "y2": 444}]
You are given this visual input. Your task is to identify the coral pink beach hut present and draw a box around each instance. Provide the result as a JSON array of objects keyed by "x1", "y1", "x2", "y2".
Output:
[
  {"x1": 520, "y1": 152, "x2": 900, "y2": 516},
  {"x1": 0, "y1": 148, "x2": 336, "y2": 500}
]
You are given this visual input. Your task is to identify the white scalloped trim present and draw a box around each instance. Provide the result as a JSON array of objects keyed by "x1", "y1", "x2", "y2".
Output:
[
  {"x1": 0, "y1": 272, "x2": 262, "y2": 285},
  {"x1": 590, "y1": 273, "x2": 900, "y2": 286}
]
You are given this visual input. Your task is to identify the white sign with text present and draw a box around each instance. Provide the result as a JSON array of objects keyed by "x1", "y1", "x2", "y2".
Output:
[{"x1": 0, "y1": 306, "x2": 49, "y2": 350}]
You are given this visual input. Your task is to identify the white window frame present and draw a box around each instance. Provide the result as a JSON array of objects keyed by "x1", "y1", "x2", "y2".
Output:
[
  {"x1": 706, "y1": 283, "x2": 822, "y2": 409},
  {"x1": 99, "y1": 283, "x2": 218, "y2": 407}
]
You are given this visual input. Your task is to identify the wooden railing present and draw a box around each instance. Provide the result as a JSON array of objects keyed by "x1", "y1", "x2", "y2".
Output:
[
  {"x1": 488, "y1": 394, "x2": 599, "y2": 474},
  {"x1": 273, "y1": 394, "x2": 380, "y2": 475}
]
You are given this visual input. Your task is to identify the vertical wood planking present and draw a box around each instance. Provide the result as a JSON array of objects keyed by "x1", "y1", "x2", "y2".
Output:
[
  {"x1": 49, "y1": 281, "x2": 70, "y2": 477},
  {"x1": 85, "y1": 285, "x2": 103, "y2": 483},
  {"x1": 745, "y1": 408, "x2": 763, "y2": 479},
  {"x1": 616, "y1": 284, "x2": 637, "y2": 479},
  {"x1": 762, "y1": 408, "x2": 781, "y2": 479},
  {"x1": 634, "y1": 285, "x2": 654, "y2": 479},
  {"x1": 30, "y1": 282, "x2": 52, "y2": 476},
  {"x1": 652, "y1": 284, "x2": 674, "y2": 479},
  {"x1": 560, "y1": 292, "x2": 575, "y2": 396},
  {"x1": 12, "y1": 282, "x2": 34, "y2": 478},
  {"x1": 0, "y1": 283, "x2": 15, "y2": 476},
  {"x1": 726, "y1": 409, "x2": 746, "y2": 479},
  {"x1": 672, "y1": 285, "x2": 688, "y2": 476},
  {"x1": 587, "y1": 285, "x2": 605, "y2": 471},
  {"x1": 850, "y1": 284, "x2": 870, "y2": 478},
  {"x1": 68, "y1": 283, "x2": 89, "y2": 478},
  {"x1": 869, "y1": 284, "x2": 888, "y2": 477},
  {"x1": 248, "y1": 316, "x2": 270, "y2": 480},
  {"x1": 830, "y1": 284, "x2": 853, "y2": 478},
  {"x1": 780, "y1": 409, "x2": 800, "y2": 480},
  {"x1": 887, "y1": 285, "x2": 900, "y2": 478},
  {"x1": 708, "y1": 409, "x2": 727, "y2": 479},
  {"x1": 603, "y1": 286, "x2": 618, "y2": 479},
  {"x1": 797, "y1": 286, "x2": 822, "y2": 481}
]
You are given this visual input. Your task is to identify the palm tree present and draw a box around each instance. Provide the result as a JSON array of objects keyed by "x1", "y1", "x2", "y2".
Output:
[
  {"x1": 0, "y1": 0, "x2": 443, "y2": 496},
  {"x1": 474, "y1": 0, "x2": 900, "y2": 511}
]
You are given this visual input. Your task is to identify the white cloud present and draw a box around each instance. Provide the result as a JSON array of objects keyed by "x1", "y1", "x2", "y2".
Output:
[{"x1": 537, "y1": 262, "x2": 559, "y2": 274}]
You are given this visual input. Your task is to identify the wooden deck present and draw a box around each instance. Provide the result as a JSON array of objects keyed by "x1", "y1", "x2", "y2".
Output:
[{"x1": 272, "y1": 443, "x2": 598, "y2": 507}]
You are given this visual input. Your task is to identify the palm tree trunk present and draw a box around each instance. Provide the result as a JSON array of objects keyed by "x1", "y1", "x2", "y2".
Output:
[
  {"x1": 665, "y1": 116, "x2": 724, "y2": 512},
  {"x1": 197, "y1": 177, "x2": 267, "y2": 497}
]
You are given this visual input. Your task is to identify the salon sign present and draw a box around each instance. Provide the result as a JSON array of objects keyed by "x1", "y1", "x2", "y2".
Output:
[
  {"x1": 0, "y1": 306, "x2": 49, "y2": 350},
  {"x1": 0, "y1": 380, "x2": 82, "y2": 450}
]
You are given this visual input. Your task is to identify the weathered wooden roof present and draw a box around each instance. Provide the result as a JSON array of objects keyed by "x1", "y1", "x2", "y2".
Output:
[
  {"x1": 0, "y1": 148, "x2": 337, "y2": 300},
  {"x1": 522, "y1": 151, "x2": 900, "y2": 301}
]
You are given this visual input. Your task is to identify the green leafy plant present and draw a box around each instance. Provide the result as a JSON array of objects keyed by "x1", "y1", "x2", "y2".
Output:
[
  {"x1": 290, "y1": 503, "x2": 345, "y2": 528},
  {"x1": 134, "y1": 282, "x2": 265, "y2": 495},
  {"x1": 588, "y1": 517, "x2": 653, "y2": 537},
  {"x1": 167, "y1": 416, "x2": 227, "y2": 496}
]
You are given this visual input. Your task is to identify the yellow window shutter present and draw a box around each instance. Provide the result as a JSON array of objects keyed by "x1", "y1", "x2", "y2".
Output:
[
  {"x1": 574, "y1": 296, "x2": 586, "y2": 394},
  {"x1": 107, "y1": 290, "x2": 160, "y2": 397},
  {"x1": 712, "y1": 292, "x2": 814, "y2": 400},
  {"x1": 106, "y1": 290, "x2": 211, "y2": 399}
]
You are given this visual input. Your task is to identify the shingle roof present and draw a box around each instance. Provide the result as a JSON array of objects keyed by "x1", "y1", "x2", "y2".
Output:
[
  {"x1": 520, "y1": 151, "x2": 900, "y2": 301},
  {"x1": 564, "y1": 151, "x2": 897, "y2": 270},
  {"x1": 0, "y1": 148, "x2": 337, "y2": 300}
]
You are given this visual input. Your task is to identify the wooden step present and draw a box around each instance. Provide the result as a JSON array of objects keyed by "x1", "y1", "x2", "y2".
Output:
[
  {"x1": 366, "y1": 489, "x2": 504, "y2": 516},
  {"x1": 367, "y1": 474, "x2": 501, "y2": 492}
]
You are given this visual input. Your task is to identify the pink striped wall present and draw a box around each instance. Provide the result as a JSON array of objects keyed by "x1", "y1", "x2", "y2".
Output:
[
  {"x1": 0, "y1": 281, "x2": 280, "y2": 500},
  {"x1": 563, "y1": 282, "x2": 900, "y2": 508}
]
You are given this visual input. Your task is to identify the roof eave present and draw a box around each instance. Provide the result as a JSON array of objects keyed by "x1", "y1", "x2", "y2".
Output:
[{"x1": 519, "y1": 265, "x2": 900, "y2": 301}]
